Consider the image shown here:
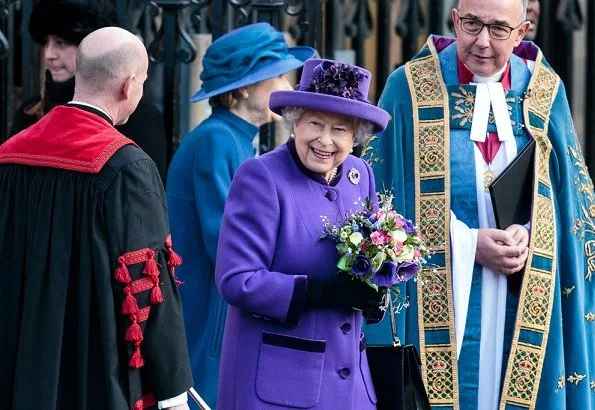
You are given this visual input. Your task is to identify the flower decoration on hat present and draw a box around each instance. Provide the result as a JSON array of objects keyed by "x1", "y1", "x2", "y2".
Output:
[
  {"x1": 269, "y1": 58, "x2": 391, "y2": 133},
  {"x1": 304, "y1": 61, "x2": 369, "y2": 102}
]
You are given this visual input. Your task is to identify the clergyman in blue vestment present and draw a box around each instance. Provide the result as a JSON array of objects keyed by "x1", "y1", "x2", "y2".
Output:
[{"x1": 364, "y1": 0, "x2": 595, "y2": 409}]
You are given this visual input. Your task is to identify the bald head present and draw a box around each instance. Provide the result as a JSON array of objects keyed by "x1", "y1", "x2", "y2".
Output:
[
  {"x1": 458, "y1": 0, "x2": 528, "y2": 22},
  {"x1": 74, "y1": 27, "x2": 148, "y2": 123},
  {"x1": 75, "y1": 27, "x2": 147, "y2": 95}
]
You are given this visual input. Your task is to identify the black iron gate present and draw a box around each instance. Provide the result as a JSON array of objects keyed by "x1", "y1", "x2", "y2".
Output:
[{"x1": 1, "y1": 0, "x2": 593, "y2": 177}]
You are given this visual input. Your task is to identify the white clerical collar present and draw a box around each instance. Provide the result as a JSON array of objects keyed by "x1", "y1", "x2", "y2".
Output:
[
  {"x1": 68, "y1": 100, "x2": 113, "y2": 123},
  {"x1": 467, "y1": 63, "x2": 513, "y2": 143},
  {"x1": 471, "y1": 64, "x2": 507, "y2": 84}
]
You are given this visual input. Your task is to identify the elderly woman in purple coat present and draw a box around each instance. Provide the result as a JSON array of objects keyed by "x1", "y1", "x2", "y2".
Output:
[{"x1": 215, "y1": 58, "x2": 391, "y2": 410}]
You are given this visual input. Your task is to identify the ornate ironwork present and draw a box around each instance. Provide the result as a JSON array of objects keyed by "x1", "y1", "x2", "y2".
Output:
[
  {"x1": 190, "y1": 0, "x2": 212, "y2": 33},
  {"x1": 0, "y1": 0, "x2": 13, "y2": 60},
  {"x1": 286, "y1": 0, "x2": 308, "y2": 43},
  {"x1": 343, "y1": 0, "x2": 372, "y2": 67},
  {"x1": 396, "y1": 0, "x2": 426, "y2": 62},
  {"x1": 228, "y1": 0, "x2": 252, "y2": 27}
]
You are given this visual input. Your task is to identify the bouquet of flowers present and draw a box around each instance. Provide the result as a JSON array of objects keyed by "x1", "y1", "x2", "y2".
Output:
[{"x1": 321, "y1": 191, "x2": 429, "y2": 293}]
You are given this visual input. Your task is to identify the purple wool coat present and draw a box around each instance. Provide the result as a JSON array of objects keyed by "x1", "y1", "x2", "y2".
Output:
[{"x1": 215, "y1": 142, "x2": 379, "y2": 410}]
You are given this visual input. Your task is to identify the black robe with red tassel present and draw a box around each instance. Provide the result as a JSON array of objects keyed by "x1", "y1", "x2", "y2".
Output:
[{"x1": 0, "y1": 105, "x2": 193, "y2": 410}]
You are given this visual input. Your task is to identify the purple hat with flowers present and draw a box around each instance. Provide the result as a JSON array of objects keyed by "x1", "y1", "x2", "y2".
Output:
[{"x1": 269, "y1": 58, "x2": 390, "y2": 133}]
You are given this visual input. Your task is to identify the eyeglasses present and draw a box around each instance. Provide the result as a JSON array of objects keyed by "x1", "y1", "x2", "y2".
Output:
[{"x1": 458, "y1": 17, "x2": 522, "y2": 40}]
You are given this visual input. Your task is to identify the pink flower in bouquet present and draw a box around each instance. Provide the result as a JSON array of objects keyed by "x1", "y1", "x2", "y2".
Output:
[
  {"x1": 387, "y1": 210, "x2": 398, "y2": 220},
  {"x1": 414, "y1": 248, "x2": 422, "y2": 258},
  {"x1": 394, "y1": 218, "x2": 405, "y2": 228},
  {"x1": 371, "y1": 231, "x2": 384, "y2": 245}
]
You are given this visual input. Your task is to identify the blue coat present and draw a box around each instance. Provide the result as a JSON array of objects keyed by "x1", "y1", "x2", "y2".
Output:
[
  {"x1": 166, "y1": 108, "x2": 257, "y2": 408},
  {"x1": 215, "y1": 143, "x2": 379, "y2": 409}
]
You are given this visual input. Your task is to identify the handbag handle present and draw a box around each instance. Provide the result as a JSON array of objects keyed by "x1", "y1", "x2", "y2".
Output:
[
  {"x1": 188, "y1": 387, "x2": 212, "y2": 410},
  {"x1": 387, "y1": 293, "x2": 401, "y2": 347}
]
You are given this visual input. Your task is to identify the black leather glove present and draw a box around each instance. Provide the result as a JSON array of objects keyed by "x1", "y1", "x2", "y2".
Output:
[{"x1": 304, "y1": 273, "x2": 387, "y2": 312}]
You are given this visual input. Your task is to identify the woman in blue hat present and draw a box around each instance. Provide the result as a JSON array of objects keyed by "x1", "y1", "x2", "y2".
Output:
[{"x1": 165, "y1": 22, "x2": 315, "y2": 409}]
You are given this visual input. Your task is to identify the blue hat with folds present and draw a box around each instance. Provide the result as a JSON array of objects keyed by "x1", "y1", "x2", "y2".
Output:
[{"x1": 191, "y1": 23, "x2": 316, "y2": 102}]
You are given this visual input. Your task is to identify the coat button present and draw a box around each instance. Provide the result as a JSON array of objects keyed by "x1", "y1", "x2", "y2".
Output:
[
  {"x1": 325, "y1": 190, "x2": 337, "y2": 201},
  {"x1": 340, "y1": 323, "x2": 352, "y2": 334},
  {"x1": 339, "y1": 368, "x2": 351, "y2": 379}
]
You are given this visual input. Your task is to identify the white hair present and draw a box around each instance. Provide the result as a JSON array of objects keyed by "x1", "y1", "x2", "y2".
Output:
[
  {"x1": 281, "y1": 107, "x2": 375, "y2": 146},
  {"x1": 457, "y1": 0, "x2": 528, "y2": 22}
]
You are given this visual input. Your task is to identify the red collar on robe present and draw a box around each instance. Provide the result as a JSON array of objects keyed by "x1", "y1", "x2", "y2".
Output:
[
  {"x1": 0, "y1": 105, "x2": 136, "y2": 173},
  {"x1": 456, "y1": 58, "x2": 511, "y2": 89}
]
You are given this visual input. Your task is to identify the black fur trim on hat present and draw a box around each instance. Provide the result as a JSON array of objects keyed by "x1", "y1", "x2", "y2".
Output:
[{"x1": 29, "y1": 0, "x2": 117, "y2": 45}]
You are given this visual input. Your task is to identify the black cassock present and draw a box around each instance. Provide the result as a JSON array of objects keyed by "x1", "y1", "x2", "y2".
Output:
[{"x1": 0, "y1": 105, "x2": 193, "y2": 410}]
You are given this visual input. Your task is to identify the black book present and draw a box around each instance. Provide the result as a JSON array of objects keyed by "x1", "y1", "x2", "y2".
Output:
[{"x1": 489, "y1": 139, "x2": 536, "y2": 229}]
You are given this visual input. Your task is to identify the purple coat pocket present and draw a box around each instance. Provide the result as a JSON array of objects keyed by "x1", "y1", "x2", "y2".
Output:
[
  {"x1": 256, "y1": 332, "x2": 326, "y2": 408},
  {"x1": 359, "y1": 346, "x2": 378, "y2": 404}
]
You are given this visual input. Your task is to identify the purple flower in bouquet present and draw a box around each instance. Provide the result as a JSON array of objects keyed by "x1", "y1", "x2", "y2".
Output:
[
  {"x1": 370, "y1": 261, "x2": 398, "y2": 287},
  {"x1": 396, "y1": 261, "x2": 421, "y2": 282},
  {"x1": 352, "y1": 255, "x2": 372, "y2": 276},
  {"x1": 403, "y1": 220, "x2": 416, "y2": 235},
  {"x1": 370, "y1": 261, "x2": 421, "y2": 287}
]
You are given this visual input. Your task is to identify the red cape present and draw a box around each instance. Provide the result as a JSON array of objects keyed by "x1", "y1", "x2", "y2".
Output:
[{"x1": 0, "y1": 105, "x2": 135, "y2": 173}]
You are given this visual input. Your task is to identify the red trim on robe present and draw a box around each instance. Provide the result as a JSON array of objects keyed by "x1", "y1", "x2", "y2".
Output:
[
  {"x1": 0, "y1": 106, "x2": 137, "y2": 173},
  {"x1": 113, "y1": 245, "x2": 164, "y2": 369},
  {"x1": 164, "y1": 234, "x2": 183, "y2": 285},
  {"x1": 133, "y1": 393, "x2": 157, "y2": 410}
]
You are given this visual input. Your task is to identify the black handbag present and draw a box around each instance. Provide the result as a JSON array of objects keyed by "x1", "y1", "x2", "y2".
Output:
[{"x1": 366, "y1": 296, "x2": 431, "y2": 410}]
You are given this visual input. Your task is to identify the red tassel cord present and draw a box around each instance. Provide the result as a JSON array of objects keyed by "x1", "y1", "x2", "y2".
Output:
[
  {"x1": 114, "y1": 256, "x2": 132, "y2": 284},
  {"x1": 121, "y1": 287, "x2": 139, "y2": 315},
  {"x1": 143, "y1": 250, "x2": 163, "y2": 305},
  {"x1": 125, "y1": 316, "x2": 144, "y2": 342},
  {"x1": 165, "y1": 234, "x2": 183, "y2": 272},
  {"x1": 142, "y1": 250, "x2": 160, "y2": 277},
  {"x1": 129, "y1": 341, "x2": 144, "y2": 368},
  {"x1": 150, "y1": 285, "x2": 163, "y2": 304}
]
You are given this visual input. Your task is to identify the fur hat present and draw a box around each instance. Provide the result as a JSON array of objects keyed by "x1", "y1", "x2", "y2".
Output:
[
  {"x1": 269, "y1": 58, "x2": 390, "y2": 133},
  {"x1": 29, "y1": 0, "x2": 116, "y2": 46}
]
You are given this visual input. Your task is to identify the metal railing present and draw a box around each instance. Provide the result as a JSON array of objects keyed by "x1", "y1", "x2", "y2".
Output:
[{"x1": 1, "y1": 0, "x2": 592, "y2": 178}]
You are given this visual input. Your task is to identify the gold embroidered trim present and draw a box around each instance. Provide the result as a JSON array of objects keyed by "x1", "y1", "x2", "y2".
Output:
[
  {"x1": 499, "y1": 52, "x2": 559, "y2": 410},
  {"x1": 407, "y1": 38, "x2": 458, "y2": 409}
]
